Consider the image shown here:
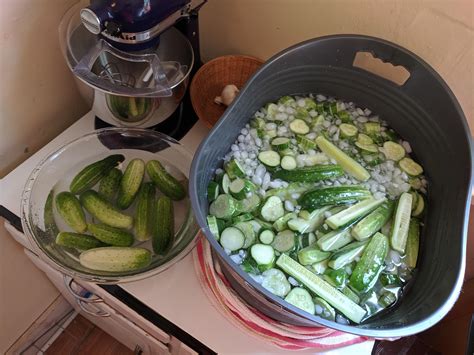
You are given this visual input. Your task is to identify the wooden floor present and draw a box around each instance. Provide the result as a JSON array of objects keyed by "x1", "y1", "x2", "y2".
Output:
[{"x1": 45, "y1": 315, "x2": 132, "y2": 355}]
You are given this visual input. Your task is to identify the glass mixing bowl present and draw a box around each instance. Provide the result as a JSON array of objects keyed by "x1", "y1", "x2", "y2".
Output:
[{"x1": 21, "y1": 128, "x2": 198, "y2": 283}]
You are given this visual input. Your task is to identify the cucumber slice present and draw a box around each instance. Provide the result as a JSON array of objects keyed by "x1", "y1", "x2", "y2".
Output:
[
  {"x1": 364, "y1": 122, "x2": 381, "y2": 135},
  {"x1": 249, "y1": 219, "x2": 262, "y2": 233},
  {"x1": 225, "y1": 159, "x2": 245, "y2": 179},
  {"x1": 351, "y1": 200, "x2": 395, "y2": 240},
  {"x1": 297, "y1": 243, "x2": 331, "y2": 265},
  {"x1": 326, "y1": 197, "x2": 386, "y2": 229},
  {"x1": 382, "y1": 141, "x2": 405, "y2": 161},
  {"x1": 349, "y1": 232, "x2": 389, "y2": 293},
  {"x1": 317, "y1": 228, "x2": 353, "y2": 251},
  {"x1": 399, "y1": 157, "x2": 423, "y2": 176},
  {"x1": 271, "y1": 229, "x2": 296, "y2": 252},
  {"x1": 250, "y1": 117, "x2": 266, "y2": 129},
  {"x1": 336, "y1": 111, "x2": 351, "y2": 123},
  {"x1": 266, "y1": 103, "x2": 279, "y2": 119},
  {"x1": 412, "y1": 194, "x2": 425, "y2": 217},
  {"x1": 235, "y1": 221, "x2": 257, "y2": 248},
  {"x1": 209, "y1": 194, "x2": 237, "y2": 219},
  {"x1": 261, "y1": 268, "x2": 291, "y2": 297},
  {"x1": 260, "y1": 196, "x2": 285, "y2": 222},
  {"x1": 281, "y1": 156, "x2": 297, "y2": 170},
  {"x1": 410, "y1": 191, "x2": 419, "y2": 211},
  {"x1": 328, "y1": 240, "x2": 368, "y2": 270},
  {"x1": 240, "y1": 194, "x2": 261, "y2": 213},
  {"x1": 316, "y1": 136, "x2": 370, "y2": 181},
  {"x1": 390, "y1": 192, "x2": 413, "y2": 253},
  {"x1": 220, "y1": 173, "x2": 231, "y2": 194},
  {"x1": 232, "y1": 212, "x2": 254, "y2": 224},
  {"x1": 207, "y1": 215, "x2": 220, "y2": 240},
  {"x1": 296, "y1": 135, "x2": 317, "y2": 151},
  {"x1": 259, "y1": 229, "x2": 275, "y2": 244},
  {"x1": 278, "y1": 96, "x2": 296, "y2": 106},
  {"x1": 355, "y1": 141, "x2": 378, "y2": 153},
  {"x1": 289, "y1": 119, "x2": 310, "y2": 134},
  {"x1": 273, "y1": 212, "x2": 297, "y2": 232},
  {"x1": 339, "y1": 123, "x2": 358, "y2": 138},
  {"x1": 258, "y1": 151, "x2": 281, "y2": 167},
  {"x1": 271, "y1": 137, "x2": 291, "y2": 151},
  {"x1": 250, "y1": 244, "x2": 275, "y2": 271},
  {"x1": 284, "y1": 287, "x2": 315, "y2": 315},
  {"x1": 220, "y1": 227, "x2": 245, "y2": 251},
  {"x1": 405, "y1": 218, "x2": 420, "y2": 268},
  {"x1": 276, "y1": 253, "x2": 366, "y2": 323},
  {"x1": 79, "y1": 247, "x2": 152, "y2": 272},
  {"x1": 229, "y1": 178, "x2": 256, "y2": 200},
  {"x1": 357, "y1": 133, "x2": 374, "y2": 145},
  {"x1": 207, "y1": 181, "x2": 220, "y2": 202}
]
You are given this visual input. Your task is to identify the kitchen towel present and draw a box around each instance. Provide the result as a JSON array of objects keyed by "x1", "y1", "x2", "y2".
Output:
[{"x1": 193, "y1": 234, "x2": 368, "y2": 351}]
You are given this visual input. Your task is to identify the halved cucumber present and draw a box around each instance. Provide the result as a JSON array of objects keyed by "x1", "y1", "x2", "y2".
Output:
[
  {"x1": 289, "y1": 119, "x2": 310, "y2": 134},
  {"x1": 220, "y1": 227, "x2": 245, "y2": 251},
  {"x1": 399, "y1": 157, "x2": 423, "y2": 176},
  {"x1": 390, "y1": 192, "x2": 413, "y2": 253},
  {"x1": 258, "y1": 151, "x2": 281, "y2": 167},
  {"x1": 405, "y1": 218, "x2": 420, "y2": 268},
  {"x1": 382, "y1": 141, "x2": 405, "y2": 161},
  {"x1": 326, "y1": 197, "x2": 386, "y2": 229},
  {"x1": 297, "y1": 243, "x2": 331, "y2": 265}
]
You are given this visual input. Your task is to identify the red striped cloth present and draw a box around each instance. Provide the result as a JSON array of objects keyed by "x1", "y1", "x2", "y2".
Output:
[{"x1": 193, "y1": 234, "x2": 369, "y2": 351}]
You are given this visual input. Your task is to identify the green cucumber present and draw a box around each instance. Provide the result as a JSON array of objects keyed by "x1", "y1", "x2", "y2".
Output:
[
  {"x1": 220, "y1": 173, "x2": 231, "y2": 194},
  {"x1": 80, "y1": 190, "x2": 133, "y2": 229},
  {"x1": 220, "y1": 227, "x2": 245, "y2": 251},
  {"x1": 405, "y1": 218, "x2": 420, "y2": 268},
  {"x1": 342, "y1": 286, "x2": 360, "y2": 304},
  {"x1": 209, "y1": 194, "x2": 237, "y2": 219},
  {"x1": 382, "y1": 141, "x2": 405, "y2": 161},
  {"x1": 134, "y1": 182, "x2": 155, "y2": 241},
  {"x1": 298, "y1": 186, "x2": 371, "y2": 211},
  {"x1": 379, "y1": 273, "x2": 402, "y2": 287},
  {"x1": 349, "y1": 232, "x2": 389, "y2": 293},
  {"x1": 98, "y1": 168, "x2": 122, "y2": 202},
  {"x1": 412, "y1": 194, "x2": 425, "y2": 217},
  {"x1": 284, "y1": 287, "x2": 315, "y2": 314},
  {"x1": 276, "y1": 253, "x2": 366, "y2": 323},
  {"x1": 351, "y1": 200, "x2": 394, "y2": 240},
  {"x1": 289, "y1": 119, "x2": 310, "y2": 135},
  {"x1": 44, "y1": 190, "x2": 59, "y2": 236},
  {"x1": 328, "y1": 240, "x2": 368, "y2": 270},
  {"x1": 146, "y1": 160, "x2": 186, "y2": 201},
  {"x1": 355, "y1": 141, "x2": 379, "y2": 154},
  {"x1": 259, "y1": 229, "x2": 275, "y2": 244},
  {"x1": 260, "y1": 196, "x2": 285, "y2": 222},
  {"x1": 235, "y1": 221, "x2": 257, "y2": 248},
  {"x1": 152, "y1": 196, "x2": 174, "y2": 254},
  {"x1": 229, "y1": 179, "x2": 256, "y2": 200},
  {"x1": 207, "y1": 181, "x2": 220, "y2": 202},
  {"x1": 273, "y1": 212, "x2": 297, "y2": 232},
  {"x1": 117, "y1": 159, "x2": 145, "y2": 209},
  {"x1": 317, "y1": 227, "x2": 353, "y2": 251},
  {"x1": 297, "y1": 243, "x2": 331, "y2": 265},
  {"x1": 55, "y1": 192, "x2": 87, "y2": 233},
  {"x1": 390, "y1": 192, "x2": 413, "y2": 253},
  {"x1": 56, "y1": 232, "x2": 106, "y2": 250},
  {"x1": 232, "y1": 213, "x2": 254, "y2": 224},
  {"x1": 207, "y1": 215, "x2": 220, "y2": 240},
  {"x1": 87, "y1": 223, "x2": 134, "y2": 247},
  {"x1": 399, "y1": 157, "x2": 423, "y2": 176},
  {"x1": 258, "y1": 151, "x2": 281, "y2": 167},
  {"x1": 225, "y1": 159, "x2": 245, "y2": 179},
  {"x1": 250, "y1": 244, "x2": 275, "y2": 272},
  {"x1": 261, "y1": 268, "x2": 291, "y2": 297},
  {"x1": 324, "y1": 268, "x2": 348, "y2": 288},
  {"x1": 79, "y1": 247, "x2": 152, "y2": 272},
  {"x1": 326, "y1": 197, "x2": 386, "y2": 230},
  {"x1": 271, "y1": 137, "x2": 291, "y2": 151},
  {"x1": 70, "y1": 154, "x2": 125, "y2": 194},
  {"x1": 271, "y1": 165, "x2": 344, "y2": 182},
  {"x1": 280, "y1": 156, "x2": 297, "y2": 170},
  {"x1": 239, "y1": 194, "x2": 261, "y2": 213},
  {"x1": 313, "y1": 297, "x2": 336, "y2": 321},
  {"x1": 271, "y1": 229, "x2": 295, "y2": 252},
  {"x1": 339, "y1": 123, "x2": 358, "y2": 139},
  {"x1": 357, "y1": 134, "x2": 374, "y2": 145},
  {"x1": 364, "y1": 122, "x2": 381, "y2": 135},
  {"x1": 315, "y1": 136, "x2": 370, "y2": 181}
]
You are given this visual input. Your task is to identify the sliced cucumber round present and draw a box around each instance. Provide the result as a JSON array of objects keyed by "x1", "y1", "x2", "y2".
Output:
[
  {"x1": 339, "y1": 123, "x2": 358, "y2": 138},
  {"x1": 259, "y1": 229, "x2": 275, "y2": 244},
  {"x1": 284, "y1": 287, "x2": 315, "y2": 315},
  {"x1": 271, "y1": 137, "x2": 291, "y2": 151},
  {"x1": 355, "y1": 141, "x2": 379, "y2": 153},
  {"x1": 382, "y1": 141, "x2": 405, "y2": 161},
  {"x1": 258, "y1": 151, "x2": 281, "y2": 167},
  {"x1": 260, "y1": 196, "x2": 285, "y2": 222},
  {"x1": 220, "y1": 227, "x2": 245, "y2": 251},
  {"x1": 250, "y1": 244, "x2": 275, "y2": 266},
  {"x1": 261, "y1": 268, "x2": 291, "y2": 297},
  {"x1": 399, "y1": 157, "x2": 423, "y2": 176},
  {"x1": 281, "y1": 156, "x2": 297, "y2": 170},
  {"x1": 220, "y1": 173, "x2": 231, "y2": 194},
  {"x1": 412, "y1": 193, "x2": 425, "y2": 217},
  {"x1": 289, "y1": 118, "x2": 310, "y2": 134},
  {"x1": 357, "y1": 133, "x2": 374, "y2": 145}
]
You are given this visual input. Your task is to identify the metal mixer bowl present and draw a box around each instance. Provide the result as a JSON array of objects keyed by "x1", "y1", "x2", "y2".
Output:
[{"x1": 190, "y1": 35, "x2": 473, "y2": 337}]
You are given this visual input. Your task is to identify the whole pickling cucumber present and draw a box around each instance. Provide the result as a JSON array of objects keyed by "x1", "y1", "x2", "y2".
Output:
[
  {"x1": 116, "y1": 159, "x2": 145, "y2": 209},
  {"x1": 134, "y1": 182, "x2": 155, "y2": 241},
  {"x1": 79, "y1": 247, "x2": 152, "y2": 272},
  {"x1": 98, "y1": 168, "x2": 122, "y2": 202},
  {"x1": 298, "y1": 186, "x2": 371, "y2": 210},
  {"x1": 56, "y1": 231, "x2": 106, "y2": 250},
  {"x1": 271, "y1": 165, "x2": 344, "y2": 182},
  {"x1": 146, "y1": 160, "x2": 186, "y2": 201},
  {"x1": 55, "y1": 191, "x2": 87, "y2": 233},
  {"x1": 152, "y1": 196, "x2": 174, "y2": 254},
  {"x1": 80, "y1": 190, "x2": 133, "y2": 229},
  {"x1": 349, "y1": 232, "x2": 389, "y2": 293},
  {"x1": 87, "y1": 223, "x2": 134, "y2": 247},
  {"x1": 70, "y1": 154, "x2": 125, "y2": 194}
]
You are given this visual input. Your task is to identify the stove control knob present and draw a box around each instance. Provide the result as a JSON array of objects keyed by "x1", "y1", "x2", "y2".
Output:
[{"x1": 80, "y1": 8, "x2": 102, "y2": 35}]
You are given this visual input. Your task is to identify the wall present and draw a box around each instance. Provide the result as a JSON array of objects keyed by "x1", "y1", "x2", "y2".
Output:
[
  {"x1": 199, "y1": 0, "x2": 474, "y2": 133},
  {"x1": 0, "y1": 0, "x2": 88, "y2": 177},
  {"x1": 0, "y1": 0, "x2": 87, "y2": 352}
]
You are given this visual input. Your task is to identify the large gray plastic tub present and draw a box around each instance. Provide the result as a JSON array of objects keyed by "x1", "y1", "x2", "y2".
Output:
[{"x1": 190, "y1": 35, "x2": 472, "y2": 337}]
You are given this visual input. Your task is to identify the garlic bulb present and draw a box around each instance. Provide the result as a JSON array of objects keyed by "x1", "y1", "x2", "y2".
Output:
[{"x1": 214, "y1": 84, "x2": 239, "y2": 106}]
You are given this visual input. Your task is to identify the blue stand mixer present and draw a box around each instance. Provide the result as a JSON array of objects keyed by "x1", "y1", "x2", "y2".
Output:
[{"x1": 60, "y1": 0, "x2": 206, "y2": 136}]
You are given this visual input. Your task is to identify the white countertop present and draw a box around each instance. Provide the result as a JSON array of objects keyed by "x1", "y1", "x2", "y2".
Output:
[{"x1": 0, "y1": 112, "x2": 374, "y2": 354}]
